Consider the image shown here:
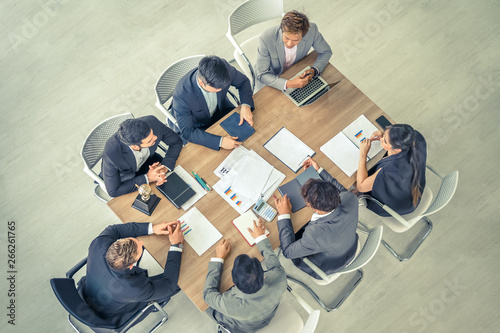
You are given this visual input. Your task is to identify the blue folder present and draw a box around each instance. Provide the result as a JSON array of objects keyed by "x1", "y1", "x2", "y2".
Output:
[{"x1": 220, "y1": 112, "x2": 255, "y2": 142}]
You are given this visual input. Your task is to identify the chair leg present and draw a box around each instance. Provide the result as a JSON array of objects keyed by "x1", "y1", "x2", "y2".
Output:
[
  {"x1": 67, "y1": 314, "x2": 81, "y2": 332},
  {"x1": 359, "y1": 218, "x2": 433, "y2": 261},
  {"x1": 149, "y1": 302, "x2": 169, "y2": 333},
  {"x1": 94, "y1": 185, "x2": 109, "y2": 203},
  {"x1": 286, "y1": 269, "x2": 363, "y2": 312}
]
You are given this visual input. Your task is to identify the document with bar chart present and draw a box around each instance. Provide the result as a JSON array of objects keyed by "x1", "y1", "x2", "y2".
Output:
[
  {"x1": 178, "y1": 207, "x2": 222, "y2": 256},
  {"x1": 321, "y1": 115, "x2": 383, "y2": 177}
]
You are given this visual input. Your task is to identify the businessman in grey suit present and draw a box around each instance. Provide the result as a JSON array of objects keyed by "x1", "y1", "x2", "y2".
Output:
[
  {"x1": 276, "y1": 157, "x2": 359, "y2": 280},
  {"x1": 203, "y1": 220, "x2": 287, "y2": 333},
  {"x1": 256, "y1": 10, "x2": 332, "y2": 91}
]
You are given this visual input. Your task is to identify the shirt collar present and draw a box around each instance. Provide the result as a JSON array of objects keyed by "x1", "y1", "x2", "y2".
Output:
[{"x1": 311, "y1": 209, "x2": 335, "y2": 221}]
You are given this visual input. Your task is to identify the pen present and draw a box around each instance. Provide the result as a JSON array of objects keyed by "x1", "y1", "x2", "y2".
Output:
[
  {"x1": 304, "y1": 71, "x2": 313, "y2": 77},
  {"x1": 200, "y1": 177, "x2": 212, "y2": 191},
  {"x1": 191, "y1": 171, "x2": 206, "y2": 189}
]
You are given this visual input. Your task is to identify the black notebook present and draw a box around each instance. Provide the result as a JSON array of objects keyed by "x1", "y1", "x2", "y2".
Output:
[
  {"x1": 156, "y1": 172, "x2": 196, "y2": 209},
  {"x1": 277, "y1": 166, "x2": 321, "y2": 212},
  {"x1": 220, "y1": 112, "x2": 255, "y2": 142}
]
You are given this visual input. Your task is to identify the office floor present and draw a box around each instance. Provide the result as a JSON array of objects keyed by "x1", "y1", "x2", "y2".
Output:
[{"x1": 1, "y1": 0, "x2": 499, "y2": 332}]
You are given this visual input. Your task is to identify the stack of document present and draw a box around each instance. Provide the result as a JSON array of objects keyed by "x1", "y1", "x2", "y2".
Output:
[
  {"x1": 213, "y1": 147, "x2": 285, "y2": 214},
  {"x1": 320, "y1": 115, "x2": 384, "y2": 177}
]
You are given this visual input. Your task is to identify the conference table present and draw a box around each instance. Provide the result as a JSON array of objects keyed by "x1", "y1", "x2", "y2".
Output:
[{"x1": 107, "y1": 51, "x2": 391, "y2": 312}]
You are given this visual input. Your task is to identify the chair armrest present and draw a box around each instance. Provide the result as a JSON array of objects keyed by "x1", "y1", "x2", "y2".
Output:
[
  {"x1": 359, "y1": 195, "x2": 411, "y2": 228},
  {"x1": 83, "y1": 166, "x2": 106, "y2": 191},
  {"x1": 66, "y1": 257, "x2": 88, "y2": 278},
  {"x1": 155, "y1": 101, "x2": 178, "y2": 126},
  {"x1": 426, "y1": 164, "x2": 445, "y2": 179},
  {"x1": 287, "y1": 285, "x2": 314, "y2": 315},
  {"x1": 227, "y1": 90, "x2": 240, "y2": 106},
  {"x1": 302, "y1": 258, "x2": 330, "y2": 282},
  {"x1": 226, "y1": 31, "x2": 244, "y2": 55}
]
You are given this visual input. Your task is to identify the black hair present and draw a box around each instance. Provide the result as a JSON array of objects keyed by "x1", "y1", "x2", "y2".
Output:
[
  {"x1": 301, "y1": 179, "x2": 341, "y2": 212},
  {"x1": 118, "y1": 119, "x2": 152, "y2": 146},
  {"x1": 231, "y1": 254, "x2": 264, "y2": 294},
  {"x1": 387, "y1": 124, "x2": 422, "y2": 206},
  {"x1": 198, "y1": 56, "x2": 231, "y2": 89}
]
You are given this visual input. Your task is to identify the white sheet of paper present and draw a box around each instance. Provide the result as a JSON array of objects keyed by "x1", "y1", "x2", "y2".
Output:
[
  {"x1": 139, "y1": 248, "x2": 164, "y2": 276},
  {"x1": 171, "y1": 165, "x2": 207, "y2": 210},
  {"x1": 178, "y1": 207, "x2": 222, "y2": 256},
  {"x1": 264, "y1": 128, "x2": 315, "y2": 172},
  {"x1": 342, "y1": 115, "x2": 383, "y2": 159},
  {"x1": 213, "y1": 170, "x2": 255, "y2": 214},
  {"x1": 214, "y1": 146, "x2": 250, "y2": 178},
  {"x1": 231, "y1": 154, "x2": 274, "y2": 200},
  {"x1": 321, "y1": 133, "x2": 362, "y2": 177}
]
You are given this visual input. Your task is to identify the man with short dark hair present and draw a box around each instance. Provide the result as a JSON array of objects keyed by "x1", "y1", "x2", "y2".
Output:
[
  {"x1": 171, "y1": 55, "x2": 255, "y2": 150},
  {"x1": 203, "y1": 220, "x2": 287, "y2": 333},
  {"x1": 276, "y1": 157, "x2": 358, "y2": 279},
  {"x1": 256, "y1": 10, "x2": 332, "y2": 91},
  {"x1": 78, "y1": 220, "x2": 184, "y2": 327},
  {"x1": 101, "y1": 115, "x2": 183, "y2": 197}
]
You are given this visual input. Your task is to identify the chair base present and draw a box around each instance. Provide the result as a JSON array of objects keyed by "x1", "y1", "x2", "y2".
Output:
[
  {"x1": 358, "y1": 217, "x2": 433, "y2": 261},
  {"x1": 286, "y1": 269, "x2": 363, "y2": 312}
]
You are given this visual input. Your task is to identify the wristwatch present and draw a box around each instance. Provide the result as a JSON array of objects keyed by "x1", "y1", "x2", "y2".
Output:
[{"x1": 171, "y1": 243, "x2": 183, "y2": 250}]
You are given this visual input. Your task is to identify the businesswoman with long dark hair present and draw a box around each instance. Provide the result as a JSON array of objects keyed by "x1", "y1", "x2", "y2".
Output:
[{"x1": 356, "y1": 124, "x2": 427, "y2": 216}]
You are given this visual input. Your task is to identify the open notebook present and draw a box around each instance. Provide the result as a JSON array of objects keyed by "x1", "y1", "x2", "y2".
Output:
[
  {"x1": 321, "y1": 115, "x2": 383, "y2": 177},
  {"x1": 232, "y1": 210, "x2": 270, "y2": 246}
]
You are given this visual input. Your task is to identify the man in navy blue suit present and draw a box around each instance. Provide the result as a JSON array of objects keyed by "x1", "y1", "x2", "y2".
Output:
[
  {"x1": 101, "y1": 115, "x2": 183, "y2": 197},
  {"x1": 78, "y1": 220, "x2": 183, "y2": 327},
  {"x1": 171, "y1": 56, "x2": 255, "y2": 150}
]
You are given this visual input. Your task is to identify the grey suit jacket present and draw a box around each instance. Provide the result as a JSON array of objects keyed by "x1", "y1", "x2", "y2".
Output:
[
  {"x1": 203, "y1": 238, "x2": 287, "y2": 333},
  {"x1": 256, "y1": 23, "x2": 333, "y2": 90},
  {"x1": 277, "y1": 169, "x2": 358, "y2": 279}
]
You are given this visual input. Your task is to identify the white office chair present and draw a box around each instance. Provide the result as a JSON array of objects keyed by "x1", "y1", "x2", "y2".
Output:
[
  {"x1": 358, "y1": 165, "x2": 459, "y2": 261},
  {"x1": 154, "y1": 55, "x2": 206, "y2": 129},
  {"x1": 226, "y1": 0, "x2": 284, "y2": 92},
  {"x1": 80, "y1": 113, "x2": 134, "y2": 203},
  {"x1": 286, "y1": 226, "x2": 383, "y2": 312}
]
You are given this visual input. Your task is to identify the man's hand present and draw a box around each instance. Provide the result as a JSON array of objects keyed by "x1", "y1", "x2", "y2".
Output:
[
  {"x1": 302, "y1": 156, "x2": 320, "y2": 171},
  {"x1": 167, "y1": 221, "x2": 184, "y2": 244},
  {"x1": 359, "y1": 138, "x2": 372, "y2": 158},
  {"x1": 247, "y1": 218, "x2": 266, "y2": 239},
  {"x1": 152, "y1": 220, "x2": 179, "y2": 235},
  {"x1": 216, "y1": 239, "x2": 231, "y2": 259},
  {"x1": 370, "y1": 130, "x2": 383, "y2": 141},
  {"x1": 221, "y1": 136, "x2": 242, "y2": 150},
  {"x1": 239, "y1": 105, "x2": 253, "y2": 127},
  {"x1": 275, "y1": 194, "x2": 292, "y2": 215},
  {"x1": 147, "y1": 162, "x2": 167, "y2": 184},
  {"x1": 286, "y1": 70, "x2": 314, "y2": 89}
]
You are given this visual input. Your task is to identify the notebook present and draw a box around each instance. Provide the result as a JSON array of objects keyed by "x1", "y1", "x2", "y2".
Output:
[
  {"x1": 284, "y1": 66, "x2": 331, "y2": 107},
  {"x1": 157, "y1": 172, "x2": 196, "y2": 209},
  {"x1": 320, "y1": 115, "x2": 384, "y2": 177},
  {"x1": 277, "y1": 166, "x2": 321, "y2": 212},
  {"x1": 264, "y1": 127, "x2": 315, "y2": 173},
  {"x1": 220, "y1": 112, "x2": 255, "y2": 142},
  {"x1": 232, "y1": 210, "x2": 270, "y2": 246}
]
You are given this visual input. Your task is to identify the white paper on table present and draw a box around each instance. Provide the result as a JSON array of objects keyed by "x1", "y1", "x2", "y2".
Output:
[
  {"x1": 264, "y1": 128, "x2": 314, "y2": 172},
  {"x1": 178, "y1": 207, "x2": 222, "y2": 256},
  {"x1": 320, "y1": 133, "x2": 363, "y2": 177},
  {"x1": 139, "y1": 249, "x2": 164, "y2": 276},
  {"x1": 171, "y1": 165, "x2": 207, "y2": 210},
  {"x1": 342, "y1": 115, "x2": 383, "y2": 159},
  {"x1": 232, "y1": 210, "x2": 270, "y2": 246},
  {"x1": 213, "y1": 170, "x2": 255, "y2": 214},
  {"x1": 214, "y1": 146, "x2": 250, "y2": 178},
  {"x1": 247, "y1": 150, "x2": 286, "y2": 200},
  {"x1": 231, "y1": 154, "x2": 274, "y2": 200}
]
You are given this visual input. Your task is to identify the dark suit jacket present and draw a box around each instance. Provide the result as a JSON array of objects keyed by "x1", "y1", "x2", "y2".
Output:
[
  {"x1": 78, "y1": 223, "x2": 181, "y2": 327},
  {"x1": 171, "y1": 59, "x2": 254, "y2": 150},
  {"x1": 367, "y1": 131, "x2": 427, "y2": 216},
  {"x1": 101, "y1": 115, "x2": 183, "y2": 197},
  {"x1": 277, "y1": 169, "x2": 358, "y2": 279}
]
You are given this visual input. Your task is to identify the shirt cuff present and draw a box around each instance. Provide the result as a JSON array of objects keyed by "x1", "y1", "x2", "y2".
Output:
[
  {"x1": 278, "y1": 214, "x2": 291, "y2": 221},
  {"x1": 169, "y1": 246, "x2": 183, "y2": 253},
  {"x1": 148, "y1": 223, "x2": 153, "y2": 235},
  {"x1": 144, "y1": 174, "x2": 149, "y2": 185},
  {"x1": 283, "y1": 81, "x2": 288, "y2": 91},
  {"x1": 311, "y1": 66, "x2": 319, "y2": 77},
  {"x1": 242, "y1": 103, "x2": 251, "y2": 108},
  {"x1": 219, "y1": 137, "x2": 223, "y2": 148},
  {"x1": 255, "y1": 234, "x2": 268, "y2": 243},
  {"x1": 211, "y1": 258, "x2": 224, "y2": 263},
  {"x1": 317, "y1": 167, "x2": 324, "y2": 174}
]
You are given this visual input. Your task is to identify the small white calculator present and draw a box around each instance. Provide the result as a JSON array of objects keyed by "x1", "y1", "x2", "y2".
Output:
[{"x1": 253, "y1": 199, "x2": 277, "y2": 222}]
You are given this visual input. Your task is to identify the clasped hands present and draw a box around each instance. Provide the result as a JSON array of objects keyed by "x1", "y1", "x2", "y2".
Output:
[
  {"x1": 146, "y1": 162, "x2": 168, "y2": 185},
  {"x1": 359, "y1": 130, "x2": 383, "y2": 157},
  {"x1": 152, "y1": 220, "x2": 184, "y2": 244}
]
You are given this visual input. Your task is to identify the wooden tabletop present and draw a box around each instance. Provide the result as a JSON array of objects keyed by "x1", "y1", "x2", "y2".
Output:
[{"x1": 107, "y1": 51, "x2": 391, "y2": 312}]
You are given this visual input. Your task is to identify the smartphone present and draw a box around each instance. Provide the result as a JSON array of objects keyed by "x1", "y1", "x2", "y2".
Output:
[{"x1": 376, "y1": 115, "x2": 392, "y2": 129}]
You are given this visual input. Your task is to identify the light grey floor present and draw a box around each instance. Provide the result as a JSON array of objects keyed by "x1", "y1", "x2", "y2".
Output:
[{"x1": 1, "y1": 0, "x2": 499, "y2": 332}]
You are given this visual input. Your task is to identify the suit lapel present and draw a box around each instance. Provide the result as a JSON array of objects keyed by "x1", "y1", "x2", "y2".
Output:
[
  {"x1": 276, "y1": 29, "x2": 285, "y2": 74},
  {"x1": 120, "y1": 140, "x2": 139, "y2": 172},
  {"x1": 190, "y1": 70, "x2": 211, "y2": 118}
]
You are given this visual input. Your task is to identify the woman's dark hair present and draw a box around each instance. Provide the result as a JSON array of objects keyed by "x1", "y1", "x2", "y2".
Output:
[
  {"x1": 387, "y1": 124, "x2": 422, "y2": 206},
  {"x1": 301, "y1": 178, "x2": 341, "y2": 212}
]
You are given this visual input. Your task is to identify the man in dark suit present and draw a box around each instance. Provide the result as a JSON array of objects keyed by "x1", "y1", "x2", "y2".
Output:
[
  {"x1": 276, "y1": 157, "x2": 359, "y2": 279},
  {"x1": 78, "y1": 220, "x2": 183, "y2": 327},
  {"x1": 203, "y1": 220, "x2": 287, "y2": 333},
  {"x1": 171, "y1": 55, "x2": 255, "y2": 151},
  {"x1": 101, "y1": 115, "x2": 183, "y2": 197}
]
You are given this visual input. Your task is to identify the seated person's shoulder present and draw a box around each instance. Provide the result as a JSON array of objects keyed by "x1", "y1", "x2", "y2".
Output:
[{"x1": 260, "y1": 25, "x2": 281, "y2": 41}]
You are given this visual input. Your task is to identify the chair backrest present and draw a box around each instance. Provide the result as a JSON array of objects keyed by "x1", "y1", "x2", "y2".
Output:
[
  {"x1": 50, "y1": 278, "x2": 114, "y2": 329},
  {"x1": 423, "y1": 171, "x2": 459, "y2": 217},
  {"x1": 155, "y1": 55, "x2": 205, "y2": 107},
  {"x1": 81, "y1": 113, "x2": 134, "y2": 170},
  {"x1": 336, "y1": 226, "x2": 383, "y2": 274}
]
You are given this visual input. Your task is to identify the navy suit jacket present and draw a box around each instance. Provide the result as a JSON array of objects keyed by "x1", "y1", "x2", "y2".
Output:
[
  {"x1": 277, "y1": 170, "x2": 358, "y2": 279},
  {"x1": 101, "y1": 115, "x2": 183, "y2": 197},
  {"x1": 78, "y1": 223, "x2": 182, "y2": 327},
  {"x1": 171, "y1": 59, "x2": 254, "y2": 150}
]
